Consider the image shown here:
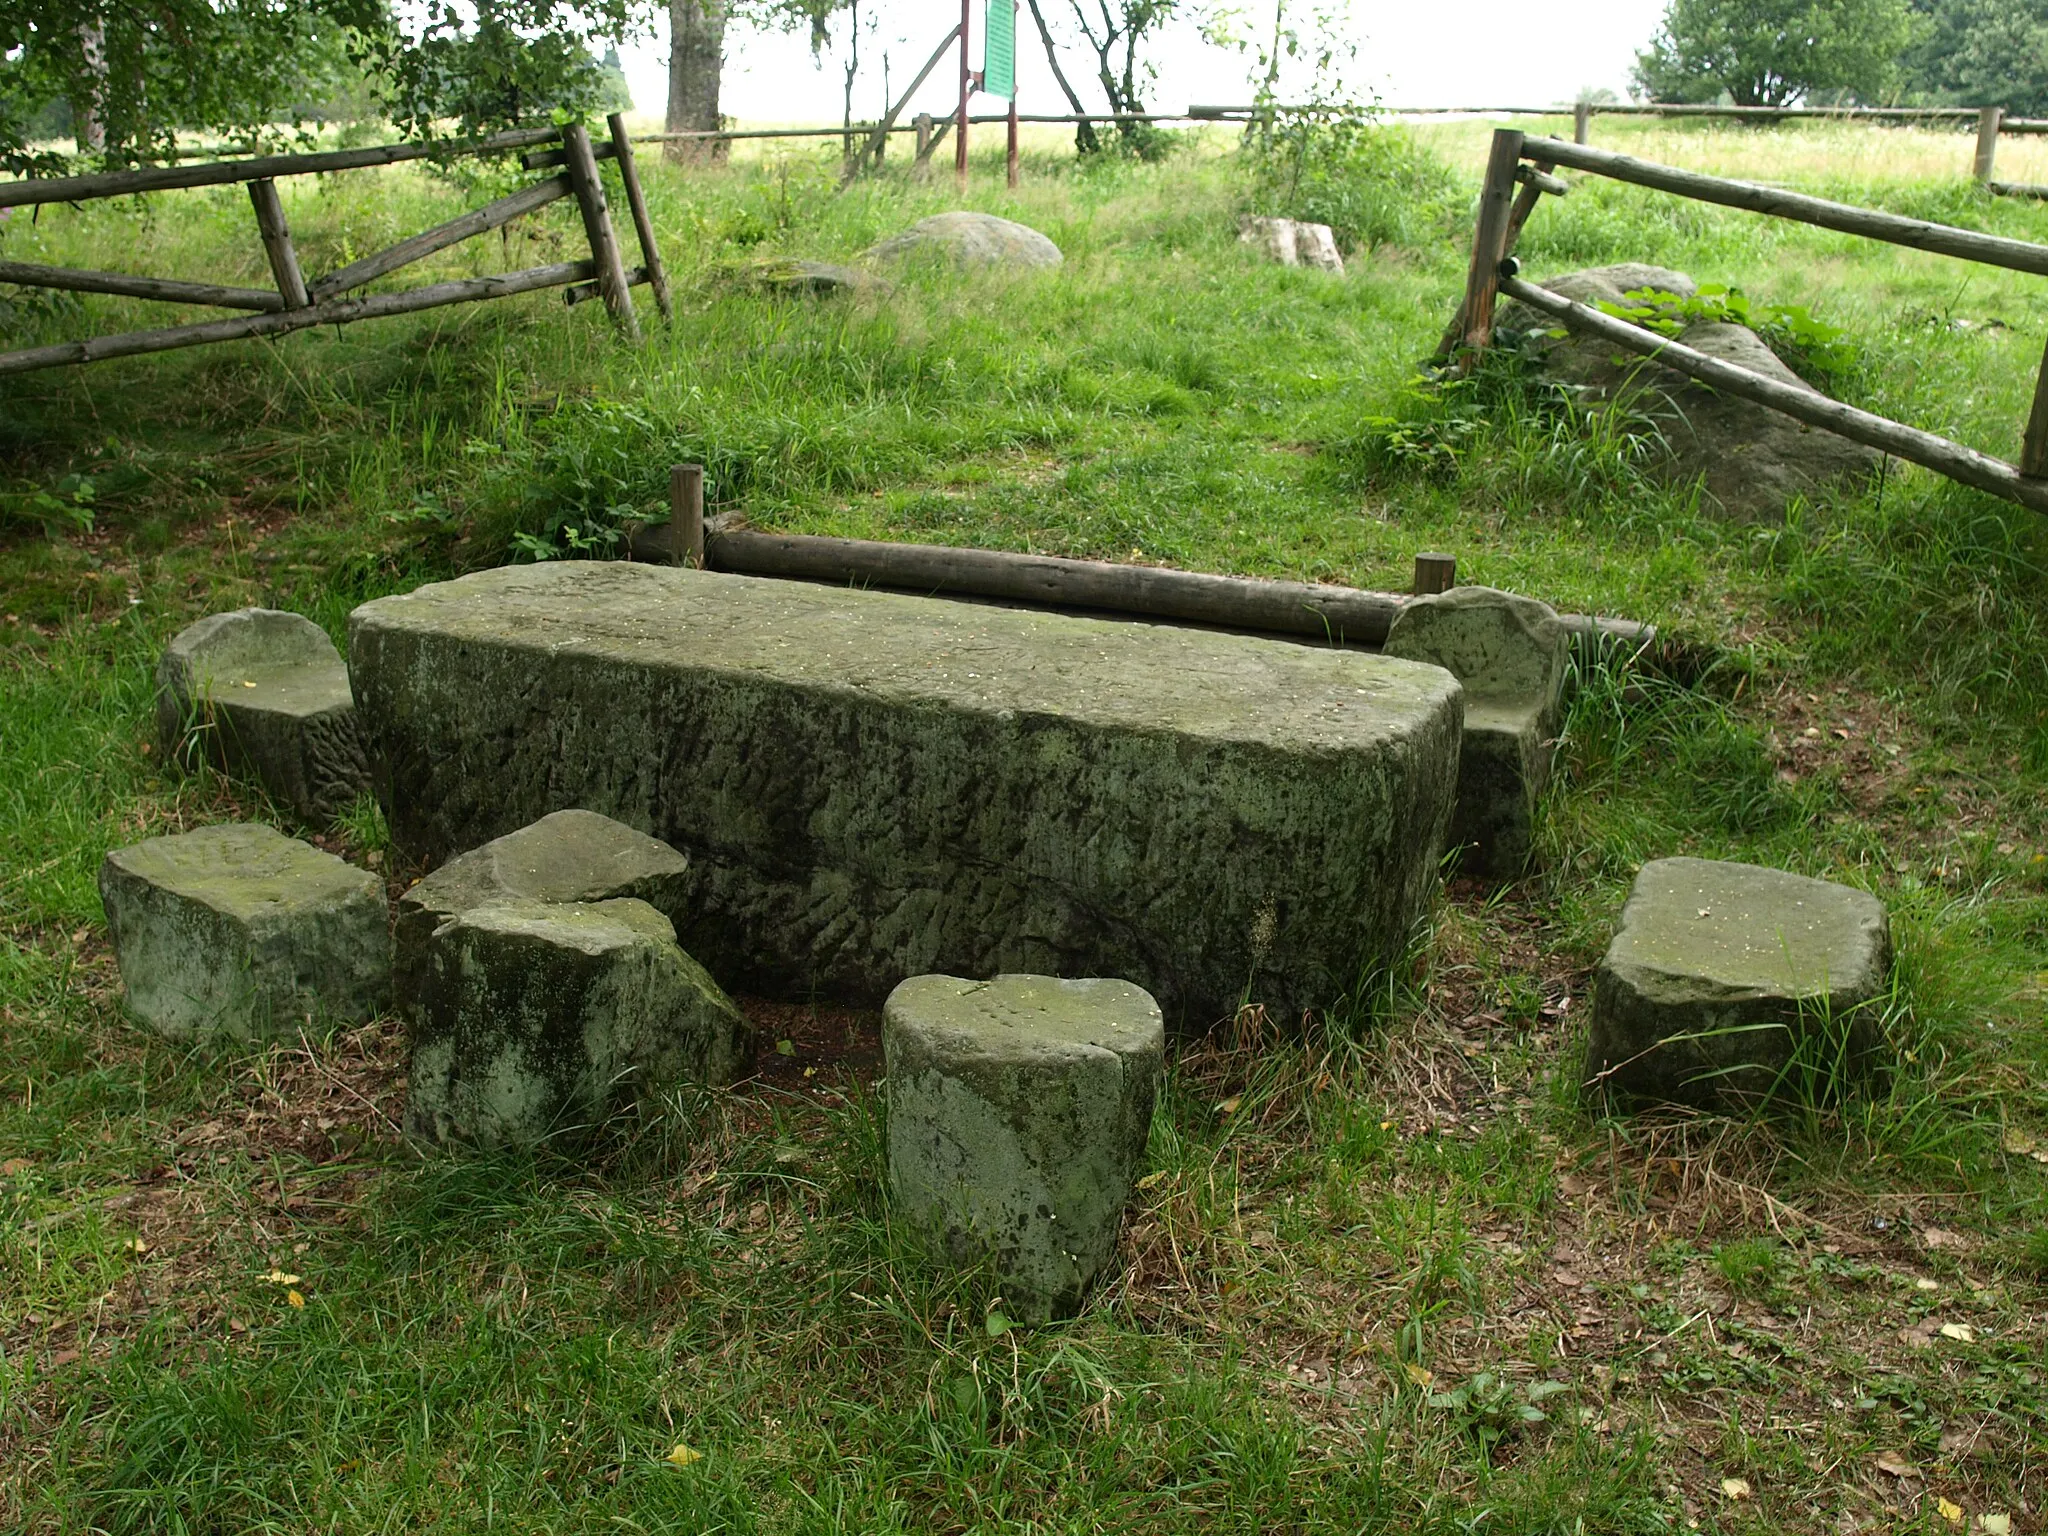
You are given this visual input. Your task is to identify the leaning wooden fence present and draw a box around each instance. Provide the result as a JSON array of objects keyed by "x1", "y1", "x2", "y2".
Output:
[
  {"x1": 1441, "y1": 127, "x2": 2048, "y2": 517},
  {"x1": 0, "y1": 114, "x2": 669, "y2": 378}
]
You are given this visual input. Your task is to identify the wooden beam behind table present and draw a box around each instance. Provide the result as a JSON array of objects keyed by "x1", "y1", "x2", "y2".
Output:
[
  {"x1": 1499, "y1": 275, "x2": 2048, "y2": 515},
  {"x1": 0, "y1": 261, "x2": 595, "y2": 377}
]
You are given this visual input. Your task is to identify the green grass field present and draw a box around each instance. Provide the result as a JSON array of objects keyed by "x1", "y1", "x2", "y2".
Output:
[{"x1": 2, "y1": 115, "x2": 2046, "y2": 1533}]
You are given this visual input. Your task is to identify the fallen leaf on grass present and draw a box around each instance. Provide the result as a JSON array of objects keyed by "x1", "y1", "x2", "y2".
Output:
[
  {"x1": 1720, "y1": 1478, "x2": 1752, "y2": 1500},
  {"x1": 1937, "y1": 1498, "x2": 1964, "y2": 1525},
  {"x1": 261, "y1": 1270, "x2": 301, "y2": 1286},
  {"x1": 665, "y1": 1445, "x2": 702, "y2": 1467},
  {"x1": 1135, "y1": 1170, "x2": 1168, "y2": 1191},
  {"x1": 286, "y1": 1289, "x2": 305, "y2": 1309},
  {"x1": 774, "y1": 1039, "x2": 795, "y2": 1057},
  {"x1": 1921, "y1": 1227, "x2": 1968, "y2": 1251},
  {"x1": 1216, "y1": 1096, "x2": 1242, "y2": 1115},
  {"x1": 1874, "y1": 1450, "x2": 1920, "y2": 1479},
  {"x1": 1403, "y1": 1362, "x2": 1434, "y2": 1387},
  {"x1": 1977, "y1": 1514, "x2": 2011, "y2": 1535},
  {"x1": 124, "y1": 1238, "x2": 148, "y2": 1255},
  {"x1": 0, "y1": 1158, "x2": 32, "y2": 1176},
  {"x1": 1939, "y1": 1322, "x2": 1976, "y2": 1343}
]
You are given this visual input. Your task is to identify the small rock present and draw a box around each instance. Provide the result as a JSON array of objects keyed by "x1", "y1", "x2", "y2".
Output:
[
  {"x1": 99, "y1": 823, "x2": 391, "y2": 1040},
  {"x1": 1384, "y1": 585, "x2": 1567, "y2": 876},
  {"x1": 1583, "y1": 858, "x2": 1893, "y2": 1109},
  {"x1": 862, "y1": 211, "x2": 1063, "y2": 271},
  {"x1": 884, "y1": 973, "x2": 1164, "y2": 1322},
  {"x1": 405, "y1": 896, "x2": 751, "y2": 1146},
  {"x1": 395, "y1": 809, "x2": 690, "y2": 1019},
  {"x1": 156, "y1": 609, "x2": 370, "y2": 824},
  {"x1": 1239, "y1": 215, "x2": 1344, "y2": 273}
]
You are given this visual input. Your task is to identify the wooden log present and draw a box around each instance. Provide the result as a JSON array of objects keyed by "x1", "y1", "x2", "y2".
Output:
[
  {"x1": 309, "y1": 176, "x2": 571, "y2": 302},
  {"x1": 247, "y1": 179, "x2": 310, "y2": 309},
  {"x1": 1530, "y1": 137, "x2": 2048, "y2": 279},
  {"x1": 2022, "y1": 336, "x2": 2048, "y2": 479},
  {"x1": 0, "y1": 261, "x2": 596, "y2": 377},
  {"x1": 1573, "y1": 102, "x2": 1591, "y2": 145},
  {"x1": 0, "y1": 259, "x2": 283, "y2": 311},
  {"x1": 1453, "y1": 128, "x2": 1526, "y2": 361},
  {"x1": 562, "y1": 266, "x2": 649, "y2": 306},
  {"x1": 915, "y1": 113, "x2": 933, "y2": 160},
  {"x1": 606, "y1": 114, "x2": 671, "y2": 323},
  {"x1": 1516, "y1": 165, "x2": 1569, "y2": 196},
  {"x1": 1498, "y1": 274, "x2": 2048, "y2": 515},
  {"x1": 0, "y1": 126, "x2": 562, "y2": 209},
  {"x1": 520, "y1": 141, "x2": 620, "y2": 171},
  {"x1": 1434, "y1": 158, "x2": 1553, "y2": 363},
  {"x1": 670, "y1": 463, "x2": 706, "y2": 568},
  {"x1": 1413, "y1": 553, "x2": 1456, "y2": 595},
  {"x1": 846, "y1": 25, "x2": 961, "y2": 184},
  {"x1": 560, "y1": 124, "x2": 640, "y2": 341},
  {"x1": 1987, "y1": 180, "x2": 2048, "y2": 200},
  {"x1": 1974, "y1": 105, "x2": 2003, "y2": 184}
]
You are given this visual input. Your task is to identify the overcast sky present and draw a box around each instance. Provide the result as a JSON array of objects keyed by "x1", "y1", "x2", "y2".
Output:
[{"x1": 615, "y1": 2, "x2": 1672, "y2": 125}]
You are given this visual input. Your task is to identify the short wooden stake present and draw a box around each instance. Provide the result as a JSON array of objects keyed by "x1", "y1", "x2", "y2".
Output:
[
  {"x1": 1413, "y1": 552, "x2": 1456, "y2": 595},
  {"x1": 915, "y1": 112, "x2": 933, "y2": 161},
  {"x1": 561, "y1": 123, "x2": 641, "y2": 342},
  {"x1": 247, "y1": 178, "x2": 310, "y2": 309},
  {"x1": 1975, "y1": 106, "x2": 2003, "y2": 185},
  {"x1": 1573, "y1": 102, "x2": 1591, "y2": 145},
  {"x1": 606, "y1": 113, "x2": 672, "y2": 324},
  {"x1": 670, "y1": 462, "x2": 705, "y2": 567},
  {"x1": 2022, "y1": 335, "x2": 2048, "y2": 478}
]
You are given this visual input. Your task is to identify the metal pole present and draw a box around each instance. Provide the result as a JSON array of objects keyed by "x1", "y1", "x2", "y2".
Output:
[
  {"x1": 1008, "y1": 93, "x2": 1019, "y2": 189},
  {"x1": 957, "y1": 0, "x2": 971, "y2": 188}
]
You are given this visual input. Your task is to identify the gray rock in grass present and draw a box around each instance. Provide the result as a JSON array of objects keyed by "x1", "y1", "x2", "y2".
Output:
[
  {"x1": 98, "y1": 822, "x2": 390, "y2": 1041},
  {"x1": 394, "y1": 808, "x2": 690, "y2": 1020},
  {"x1": 405, "y1": 896, "x2": 752, "y2": 1147},
  {"x1": 863, "y1": 211, "x2": 1063, "y2": 271},
  {"x1": 884, "y1": 972, "x2": 1163, "y2": 1322},
  {"x1": 1239, "y1": 215, "x2": 1345, "y2": 273},
  {"x1": 1583, "y1": 857, "x2": 1893, "y2": 1110},
  {"x1": 156, "y1": 608, "x2": 370, "y2": 825},
  {"x1": 1385, "y1": 585, "x2": 1568, "y2": 877}
]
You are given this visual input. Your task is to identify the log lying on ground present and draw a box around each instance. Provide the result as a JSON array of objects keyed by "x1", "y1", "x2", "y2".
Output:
[
  {"x1": 626, "y1": 525, "x2": 1655, "y2": 659},
  {"x1": 0, "y1": 259, "x2": 284, "y2": 311}
]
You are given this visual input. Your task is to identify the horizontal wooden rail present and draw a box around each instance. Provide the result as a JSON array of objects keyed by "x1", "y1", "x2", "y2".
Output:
[
  {"x1": 0, "y1": 126, "x2": 562, "y2": 210},
  {"x1": 1498, "y1": 276, "x2": 2048, "y2": 514},
  {"x1": 1529, "y1": 137, "x2": 2048, "y2": 277},
  {"x1": 0, "y1": 259, "x2": 282, "y2": 311},
  {"x1": 308, "y1": 175, "x2": 571, "y2": 301},
  {"x1": 0, "y1": 260, "x2": 595, "y2": 376}
]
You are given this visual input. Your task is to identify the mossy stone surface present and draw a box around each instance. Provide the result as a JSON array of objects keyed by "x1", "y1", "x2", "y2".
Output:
[
  {"x1": 98, "y1": 822, "x2": 390, "y2": 1041},
  {"x1": 349, "y1": 563, "x2": 1462, "y2": 1026},
  {"x1": 157, "y1": 608, "x2": 369, "y2": 824},
  {"x1": 884, "y1": 973, "x2": 1164, "y2": 1322},
  {"x1": 405, "y1": 896, "x2": 753, "y2": 1147},
  {"x1": 395, "y1": 809, "x2": 690, "y2": 1019},
  {"x1": 1584, "y1": 857, "x2": 1893, "y2": 1109}
]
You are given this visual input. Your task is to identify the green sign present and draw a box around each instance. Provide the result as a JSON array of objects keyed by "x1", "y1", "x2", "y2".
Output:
[{"x1": 984, "y1": 0, "x2": 1015, "y2": 100}]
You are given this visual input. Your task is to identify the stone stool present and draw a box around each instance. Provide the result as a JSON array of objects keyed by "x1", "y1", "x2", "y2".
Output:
[
  {"x1": 99, "y1": 822, "x2": 390, "y2": 1040},
  {"x1": 1384, "y1": 584, "x2": 1568, "y2": 876},
  {"x1": 156, "y1": 609, "x2": 370, "y2": 824},
  {"x1": 884, "y1": 973, "x2": 1164, "y2": 1322},
  {"x1": 1584, "y1": 857, "x2": 1892, "y2": 1110}
]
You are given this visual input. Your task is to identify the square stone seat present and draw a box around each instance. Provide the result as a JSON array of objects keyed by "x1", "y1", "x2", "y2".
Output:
[
  {"x1": 1584, "y1": 857, "x2": 1893, "y2": 1110},
  {"x1": 348, "y1": 563, "x2": 1464, "y2": 1026},
  {"x1": 98, "y1": 822, "x2": 391, "y2": 1041}
]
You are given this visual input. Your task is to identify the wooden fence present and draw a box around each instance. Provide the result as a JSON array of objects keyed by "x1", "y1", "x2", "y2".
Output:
[
  {"x1": 0, "y1": 115, "x2": 669, "y2": 378},
  {"x1": 1441, "y1": 127, "x2": 2048, "y2": 516}
]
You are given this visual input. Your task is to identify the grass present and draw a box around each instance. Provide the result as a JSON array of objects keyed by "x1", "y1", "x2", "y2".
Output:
[{"x1": 3, "y1": 115, "x2": 2047, "y2": 1532}]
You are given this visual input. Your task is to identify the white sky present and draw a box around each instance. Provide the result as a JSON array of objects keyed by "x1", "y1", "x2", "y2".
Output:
[{"x1": 615, "y1": 2, "x2": 1671, "y2": 126}]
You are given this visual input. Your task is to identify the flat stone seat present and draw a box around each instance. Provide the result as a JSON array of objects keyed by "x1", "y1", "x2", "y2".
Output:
[
  {"x1": 406, "y1": 896, "x2": 752, "y2": 1147},
  {"x1": 1584, "y1": 858, "x2": 1893, "y2": 1109},
  {"x1": 99, "y1": 822, "x2": 390, "y2": 1041},
  {"x1": 1384, "y1": 585, "x2": 1568, "y2": 876},
  {"x1": 884, "y1": 973, "x2": 1164, "y2": 1321},
  {"x1": 157, "y1": 609, "x2": 370, "y2": 825},
  {"x1": 349, "y1": 563, "x2": 1463, "y2": 1026},
  {"x1": 395, "y1": 809, "x2": 691, "y2": 1014}
]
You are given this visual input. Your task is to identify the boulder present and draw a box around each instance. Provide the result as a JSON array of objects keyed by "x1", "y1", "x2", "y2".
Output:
[
  {"x1": 1239, "y1": 216, "x2": 1344, "y2": 273},
  {"x1": 862, "y1": 212, "x2": 1063, "y2": 271},
  {"x1": 1384, "y1": 585, "x2": 1568, "y2": 877},
  {"x1": 395, "y1": 809, "x2": 690, "y2": 1017},
  {"x1": 1584, "y1": 858, "x2": 1893, "y2": 1110},
  {"x1": 1496, "y1": 264, "x2": 1880, "y2": 521},
  {"x1": 98, "y1": 822, "x2": 390, "y2": 1041},
  {"x1": 405, "y1": 896, "x2": 752, "y2": 1146},
  {"x1": 156, "y1": 609, "x2": 371, "y2": 825},
  {"x1": 349, "y1": 563, "x2": 1464, "y2": 1026},
  {"x1": 884, "y1": 972, "x2": 1163, "y2": 1321}
]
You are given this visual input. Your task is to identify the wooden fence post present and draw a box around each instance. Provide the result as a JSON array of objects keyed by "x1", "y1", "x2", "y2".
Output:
[
  {"x1": 1454, "y1": 128, "x2": 1526, "y2": 362},
  {"x1": 247, "y1": 179, "x2": 309, "y2": 309},
  {"x1": 561, "y1": 123, "x2": 640, "y2": 341},
  {"x1": 1975, "y1": 106, "x2": 2004, "y2": 185},
  {"x1": 606, "y1": 113, "x2": 671, "y2": 324},
  {"x1": 1574, "y1": 102, "x2": 1591, "y2": 146},
  {"x1": 670, "y1": 462, "x2": 706, "y2": 567},
  {"x1": 915, "y1": 112, "x2": 933, "y2": 161},
  {"x1": 1413, "y1": 552, "x2": 1456, "y2": 595},
  {"x1": 2022, "y1": 337, "x2": 2048, "y2": 477}
]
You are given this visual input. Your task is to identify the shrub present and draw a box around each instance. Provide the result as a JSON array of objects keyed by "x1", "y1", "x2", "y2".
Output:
[{"x1": 1241, "y1": 109, "x2": 1459, "y2": 251}]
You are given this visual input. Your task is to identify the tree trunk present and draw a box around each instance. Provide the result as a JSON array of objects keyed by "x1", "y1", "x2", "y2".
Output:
[
  {"x1": 74, "y1": 21, "x2": 107, "y2": 154},
  {"x1": 1024, "y1": 0, "x2": 1099, "y2": 152},
  {"x1": 666, "y1": 0, "x2": 727, "y2": 164}
]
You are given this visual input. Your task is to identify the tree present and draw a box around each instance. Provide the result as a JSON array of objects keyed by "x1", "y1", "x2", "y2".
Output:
[
  {"x1": 1906, "y1": 0, "x2": 2048, "y2": 116},
  {"x1": 1632, "y1": 0, "x2": 1923, "y2": 106},
  {"x1": 1064, "y1": 0, "x2": 1180, "y2": 152},
  {"x1": 666, "y1": 0, "x2": 727, "y2": 162}
]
